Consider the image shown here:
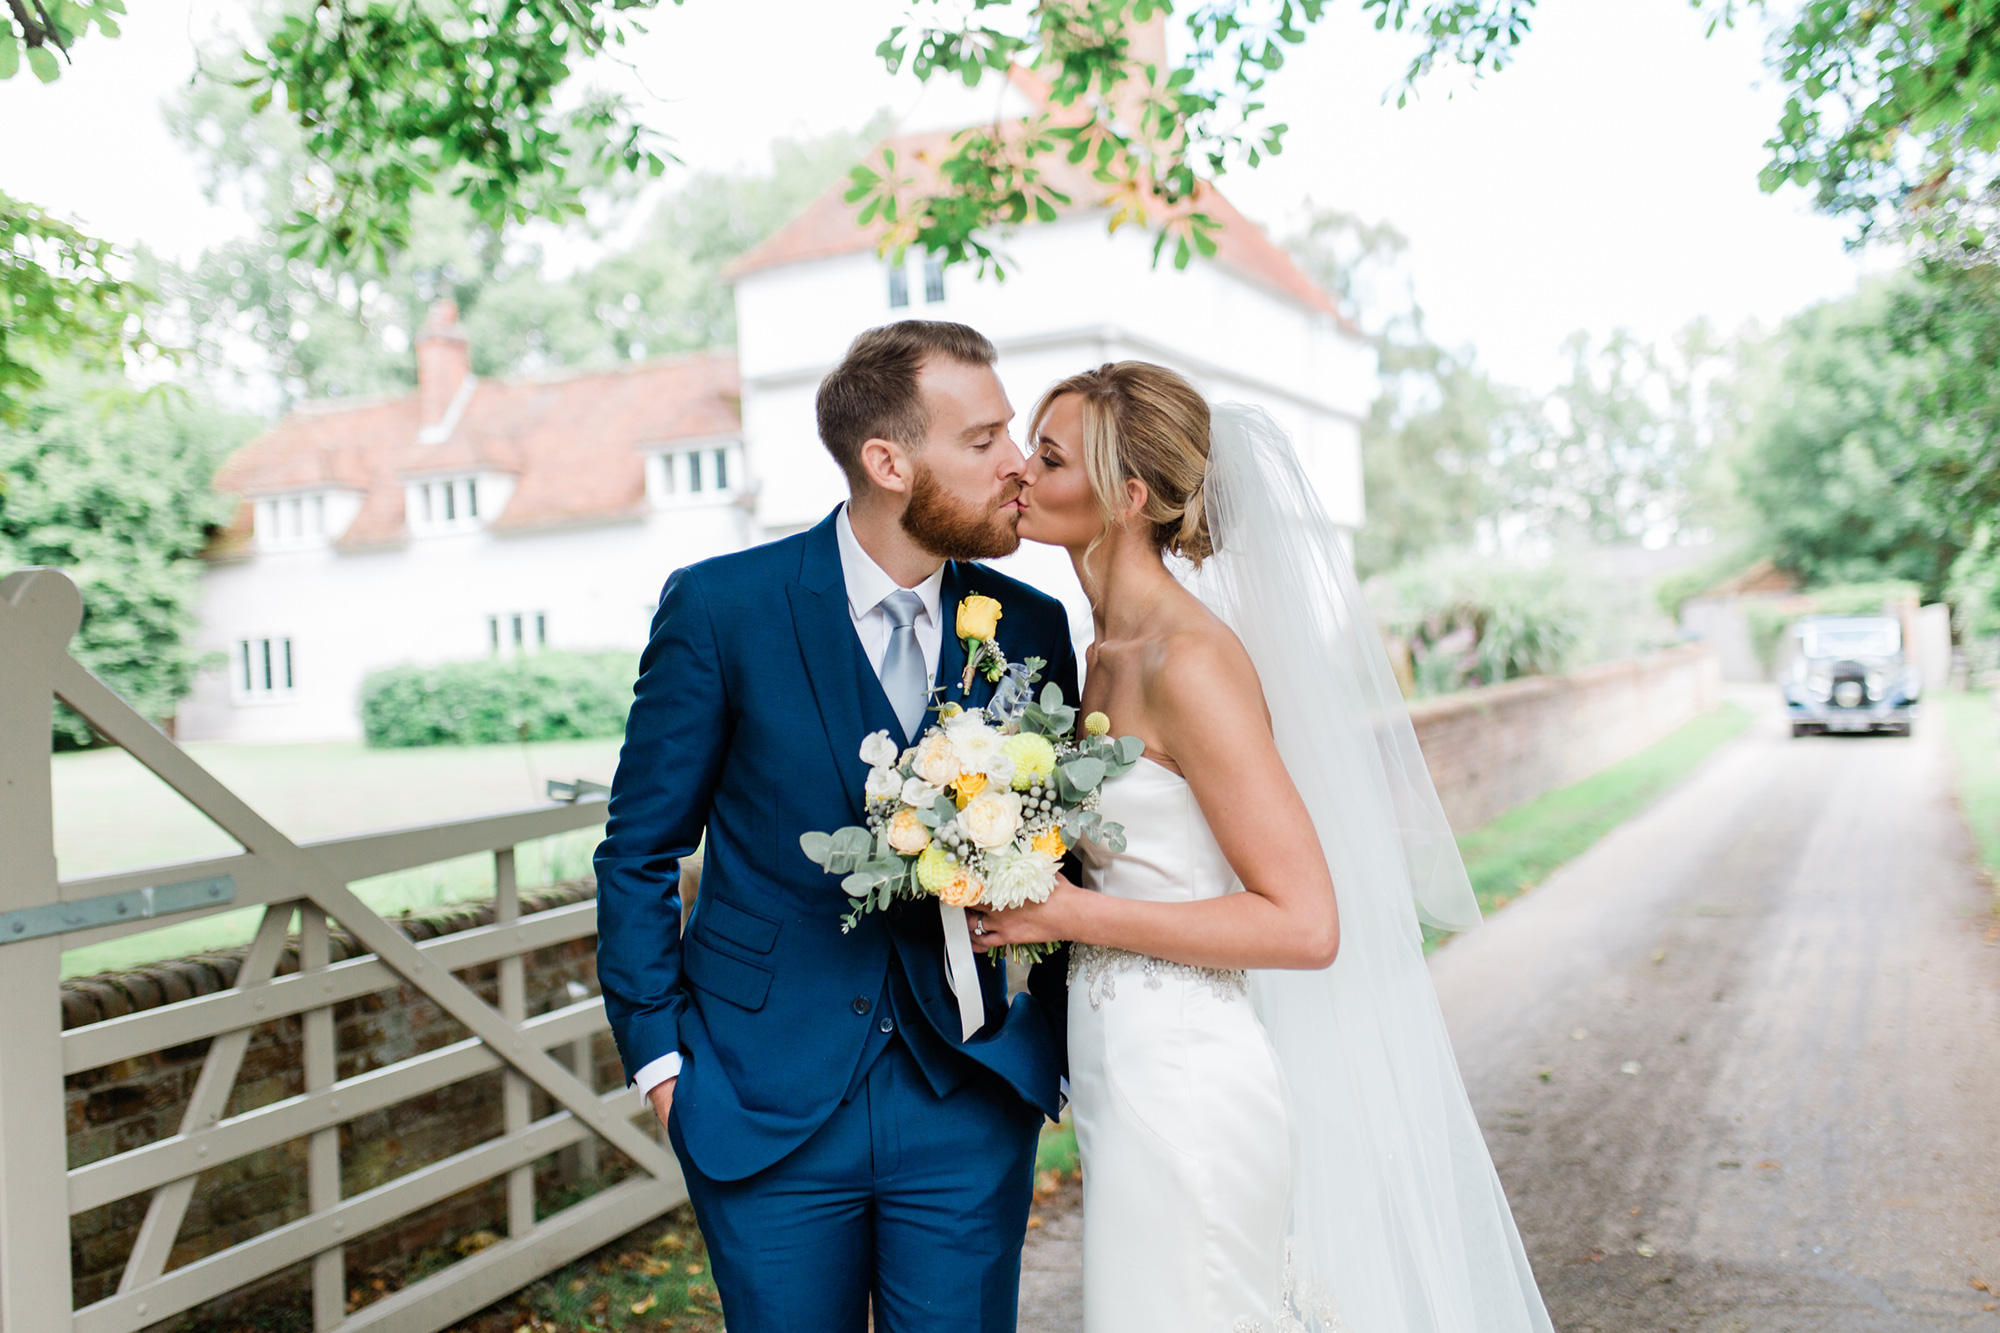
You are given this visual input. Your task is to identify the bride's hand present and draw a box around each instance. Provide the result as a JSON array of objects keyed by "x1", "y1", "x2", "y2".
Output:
[{"x1": 971, "y1": 875, "x2": 1087, "y2": 950}]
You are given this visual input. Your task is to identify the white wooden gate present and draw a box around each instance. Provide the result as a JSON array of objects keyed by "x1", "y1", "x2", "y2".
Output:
[{"x1": 0, "y1": 568, "x2": 686, "y2": 1332}]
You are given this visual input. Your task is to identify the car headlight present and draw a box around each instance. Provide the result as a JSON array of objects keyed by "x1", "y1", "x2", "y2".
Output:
[
  {"x1": 1865, "y1": 669, "x2": 1888, "y2": 701},
  {"x1": 1833, "y1": 680, "x2": 1865, "y2": 708},
  {"x1": 1807, "y1": 671, "x2": 1833, "y2": 703}
]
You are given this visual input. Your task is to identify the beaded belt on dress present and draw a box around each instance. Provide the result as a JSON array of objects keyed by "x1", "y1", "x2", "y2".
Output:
[{"x1": 1067, "y1": 942, "x2": 1248, "y2": 1008}]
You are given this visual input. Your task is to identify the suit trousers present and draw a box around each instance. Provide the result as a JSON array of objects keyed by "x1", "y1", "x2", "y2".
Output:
[{"x1": 668, "y1": 1032, "x2": 1042, "y2": 1333}]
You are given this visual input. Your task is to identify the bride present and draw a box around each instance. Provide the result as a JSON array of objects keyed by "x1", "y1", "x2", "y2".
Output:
[{"x1": 973, "y1": 362, "x2": 1554, "y2": 1333}]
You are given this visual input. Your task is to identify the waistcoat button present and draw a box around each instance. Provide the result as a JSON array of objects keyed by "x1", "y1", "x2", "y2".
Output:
[{"x1": 852, "y1": 996, "x2": 871, "y2": 1015}]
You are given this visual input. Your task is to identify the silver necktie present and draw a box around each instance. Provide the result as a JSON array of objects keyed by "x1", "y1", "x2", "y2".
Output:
[{"x1": 878, "y1": 589, "x2": 928, "y2": 740}]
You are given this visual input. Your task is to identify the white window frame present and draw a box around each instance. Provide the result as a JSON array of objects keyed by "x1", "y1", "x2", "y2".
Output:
[
  {"x1": 405, "y1": 475, "x2": 486, "y2": 535},
  {"x1": 646, "y1": 438, "x2": 744, "y2": 508},
  {"x1": 232, "y1": 635, "x2": 297, "y2": 703},
  {"x1": 253, "y1": 490, "x2": 344, "y2": 551},
  {"x1": 487, "y1": 611, "x2": 550, "y2": 658}
]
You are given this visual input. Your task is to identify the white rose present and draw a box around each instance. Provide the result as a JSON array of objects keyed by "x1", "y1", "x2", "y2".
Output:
[
  {"x1": 913, "y1": 732, "x2": 960, "y2": 788},
  {"x1": 958, "y1": 789, "x2": 1023, "y2": 850},
  {"x1": 902, "y1": 777, "x2": 944, "y2": 809},
  {"x1": 983, "y1": 846, "x2": 1058, "y2": 909},
  {"x1": 859, "y1": 730, "x2": 899, "y2": 768},
  {"x1": 865, "y1": 765, "x2": 904, "y2": 803},
  {"x1": 984, "y1": 750, "x2": 1017, "y2": 788}
]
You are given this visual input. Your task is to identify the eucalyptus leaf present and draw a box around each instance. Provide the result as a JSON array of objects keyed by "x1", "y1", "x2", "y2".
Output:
[
  {"x1": 1115, "y1": 735, "x2": 1146, "y2": 764},
  {"x1": 799, "y1": 831, "x2": 834, "y2": 866},
  {"x1": 1040, "y1": 682, "x2": 1063, "y2": 710},
  {"x1": 1060, "y1": 756, "x2": 1106, "y2": 793},
  {"x1": 932, "y1": 794, "x2": 960, "y2": 824},
  {"x1": 1102, "y1": 828, "x2": 1128, "y2": 854},
  {"x1": 841, "y1": 871, "x2": 879, "y2": 898}
]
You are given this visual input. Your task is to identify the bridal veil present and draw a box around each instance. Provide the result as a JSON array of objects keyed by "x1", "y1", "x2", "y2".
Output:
[{"x1": 1184, "y1": 404, "x2": 1554, "y2": 1333}]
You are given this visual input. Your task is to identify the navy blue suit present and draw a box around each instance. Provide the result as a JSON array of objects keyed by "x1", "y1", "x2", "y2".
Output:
[{"x1": 595, "y1": 508, "x2": 1077, "y2": 1332}]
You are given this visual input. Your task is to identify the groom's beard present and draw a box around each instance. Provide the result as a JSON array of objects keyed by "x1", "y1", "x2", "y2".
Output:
[{"x1": 901, "y1": 462, "x2": 1022, "y2": 561}]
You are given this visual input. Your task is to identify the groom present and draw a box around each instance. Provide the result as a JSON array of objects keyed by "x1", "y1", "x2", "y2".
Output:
[{"x1": 595, "y1": 320, "x2": 1078, "y2": 1332}]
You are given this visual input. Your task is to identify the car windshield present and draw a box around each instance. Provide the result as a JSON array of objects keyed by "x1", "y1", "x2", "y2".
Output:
[{"x1": 1802, "y1": 622, "x2": 1900, "y2": 659}]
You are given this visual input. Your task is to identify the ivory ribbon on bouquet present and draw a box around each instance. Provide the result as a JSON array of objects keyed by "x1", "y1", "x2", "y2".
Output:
[{"x1": 939, "y1": 903, "x2": 985, "y2": 1041}]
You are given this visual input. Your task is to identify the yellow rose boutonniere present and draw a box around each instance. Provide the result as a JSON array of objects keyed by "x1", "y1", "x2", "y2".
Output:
[
  {"x1": 956, "y1": 594, "x2": 1003, "y2": 641},
  {"x1": 956, "y1": 593, "x2": 1009, "y2": 692}
]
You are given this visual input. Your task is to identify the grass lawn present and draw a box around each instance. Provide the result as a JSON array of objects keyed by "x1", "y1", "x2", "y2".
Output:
[
  {"x1": 52, "y1": 736, "x2": 621, "y2": 977},
  {"x1": 1440, "y1": 703, "x2": 1753, "y2": 939},
  {"x1": 1940, "y1": 691, "x2": 2000, "y2": 896}
]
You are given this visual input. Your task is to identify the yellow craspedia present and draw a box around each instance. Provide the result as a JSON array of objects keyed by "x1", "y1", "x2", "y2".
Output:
[
  {"x1": 938, "y1": 867, "x2": 985, "y2": 908},
  {"x1": 953, "y1": 771, "x2": 989, "y2": 808},
  {"x1": 1083, "y1": 711, "x2": 1111, "y2": 736},
  {"x1": 956, "y1": 594, "x2": 1003, "y2": 641},
  {"x1": 915, "y1": 845, "x2": 958, "y2": 896},
  {"x1": 1032, "y1": 827, "x2": 1067, "y2": 858},
  {"x1": 937, "y1": 701, "x2": 964, "y2": 720},
  {"x1": 1003, "y1": 733, "x2": 1058, "y2": 790}
]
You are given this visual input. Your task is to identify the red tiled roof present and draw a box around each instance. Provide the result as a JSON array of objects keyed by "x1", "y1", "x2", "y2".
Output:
[
  {"x1": 209, "y1": 352, "x2": 741, "y2": 555},
  {"x1": 726, "y1": 70, "x2": 1345, "y2": 323}
]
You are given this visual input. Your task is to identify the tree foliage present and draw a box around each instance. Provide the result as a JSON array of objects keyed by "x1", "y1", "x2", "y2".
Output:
[
  {"x1": 1734, "y1": 276, "x2": 1968, "y2": 600},
  {"x1": 236, "y1": 0, "x2": 677, "y2": 266},
  {"x1": 0, "y1": 370, "x2": 249, "y2": 744},
  {"x1": 0, "y1": 192, "x2": 157, "y2": 424}
]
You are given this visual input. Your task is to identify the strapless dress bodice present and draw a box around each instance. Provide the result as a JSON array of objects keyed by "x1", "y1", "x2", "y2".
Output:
[{"x1": 1079, "y1": 757, "x2": 1240, "y2": 905}]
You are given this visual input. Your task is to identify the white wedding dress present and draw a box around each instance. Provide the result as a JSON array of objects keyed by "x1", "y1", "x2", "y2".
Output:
[
  {"x1": 1057, "y1": 402, "x2": 1554, "y2": 1333},
  {"x1": 1069, "y1": 757, "x2": 1296, "y2": 1333}
]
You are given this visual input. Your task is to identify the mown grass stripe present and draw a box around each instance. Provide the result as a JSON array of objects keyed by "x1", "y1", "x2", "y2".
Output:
[{"x1": 1940, "y1": 692, "x2": 2000, "y2": 895}]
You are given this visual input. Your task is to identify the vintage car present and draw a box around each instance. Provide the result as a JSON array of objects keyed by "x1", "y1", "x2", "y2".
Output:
[{"x1": 1781, "y1": 615, "x2": 1921, "y2": 737}]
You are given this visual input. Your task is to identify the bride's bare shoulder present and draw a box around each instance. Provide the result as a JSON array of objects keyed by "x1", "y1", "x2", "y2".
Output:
[{"x1": 1138, "y1": 612, "x2": 1264, "y2": 722}]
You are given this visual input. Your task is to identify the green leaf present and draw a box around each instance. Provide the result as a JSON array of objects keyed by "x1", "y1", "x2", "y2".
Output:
[
  {"x1": 26, "y1": 45, "x2": 60, "y2": 82},
  {"x1": 1060, "y1": 756, "x2": 1106, "y2": 793},
  {"x1": 800, "y1": 831, "x2": 834, "y2": 865},
  {"x1": 1115, "y1": 735, "x2": 1145, "y2": 765},
  {"x1": 0, "y1": 38, "x2": 18, "y2": 80}
]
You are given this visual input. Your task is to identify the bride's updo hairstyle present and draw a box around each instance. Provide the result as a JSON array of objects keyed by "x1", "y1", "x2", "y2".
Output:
[{"x1": 1029, "y1": 361, "x2": 1215, "y2": 566}]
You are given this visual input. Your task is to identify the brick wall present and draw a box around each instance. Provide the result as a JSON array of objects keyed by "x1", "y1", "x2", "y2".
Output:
[
  {"x1": 60, "y1": 881, "x2": 631, "y2": 1326},
  {"x1": 1410, "y1": 643, "x2": 1724, "y2": 832}
]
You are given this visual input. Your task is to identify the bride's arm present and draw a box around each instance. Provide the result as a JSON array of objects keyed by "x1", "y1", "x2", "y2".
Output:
[{"x1": 980, "y1": 633, "x2": 1340, "y2": 971}]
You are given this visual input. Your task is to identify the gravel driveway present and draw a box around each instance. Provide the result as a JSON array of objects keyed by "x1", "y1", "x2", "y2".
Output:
[{"x1": 1018, "y1": 692, "x2": 2000, "y2": 1331}]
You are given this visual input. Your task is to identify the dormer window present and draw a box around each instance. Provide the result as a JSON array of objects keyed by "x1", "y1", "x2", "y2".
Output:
[
  {"x1": 886, "y1": 255, "x2": 946, "y2": 309},
  {"x1": 253, "y1": 488, "x2": 360, "y2": 551},
  {"x1": 646, "y1": 438, "x2": 744, "y2": 507},
  {"x1": 888, "y1": 262, "x2": 910, "y2": 309},
  {"x1": 406, "y1": 473, "x2": 512, "y2": 535}
]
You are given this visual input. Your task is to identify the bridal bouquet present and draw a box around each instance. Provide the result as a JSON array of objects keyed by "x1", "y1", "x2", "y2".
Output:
[{"x1": 801, "y1": 666, "x2": 1142, "y2": 965}]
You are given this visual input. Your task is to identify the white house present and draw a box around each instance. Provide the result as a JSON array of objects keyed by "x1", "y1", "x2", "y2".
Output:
[{"x1": 179, "y1": 76, "x2": 1371, "y2": 742}]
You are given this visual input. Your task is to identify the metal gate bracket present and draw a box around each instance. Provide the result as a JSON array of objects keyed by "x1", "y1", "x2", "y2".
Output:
[{"x1": 0, "y1": 875, "x2": 235, "y2": 945}]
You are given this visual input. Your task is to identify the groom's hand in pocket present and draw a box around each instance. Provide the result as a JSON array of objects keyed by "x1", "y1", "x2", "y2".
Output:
[{"x1": 647, "y1": 1077, "x2": 677, "y2": 1130}]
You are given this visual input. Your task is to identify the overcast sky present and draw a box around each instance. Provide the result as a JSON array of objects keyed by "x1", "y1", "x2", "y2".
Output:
[{"x1": 2, "y1": 0, "x2": 1890, "y2": 393}]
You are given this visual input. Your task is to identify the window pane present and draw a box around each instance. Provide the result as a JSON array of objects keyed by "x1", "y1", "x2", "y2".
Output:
[
  {"x1": 923, "y1": 254, "x2": 945, "y2": 303},
  {"x1": 489, "y1": 616, "x2": 500, "y2": 653},
  {"x1": 240, "y1": 641, "x2": 252, "y2": 692},
  {"x1": 261, "y1": 639, "x2": 273, "y2": 692},
  {"x1": 714, "y1": 448, "x2": 729, "y2": 490},
  {"x1": 512, "y1": 614, "x2": 524, "y2": 646},
  {"x1": 536, "y1": 613, "x2": 547, "y2": 645},
  {"x1": 288, "y1": 497, "x2": 303, "y2": 537},
  {"x1": 687, "y1": 451, "x2": 703, "y2": 492},
  {"x1": 466, "y1": 479, "x2": 479, "y2": 518},
  {"x1": 443, "y1": 482, "x2": 456, "y2": 521},
  {"x1": 283, "y1": 639, "x2": 294, "y2": 689},
  {"x1": 312, "y1": 494, "x2": 326, "y2": 534},
  {"x1": 888, "y1": 264, "x2": 909, "y2": 308},
  {"x1": 419, "y1": 485, "x2": 433, "y2": 523}
]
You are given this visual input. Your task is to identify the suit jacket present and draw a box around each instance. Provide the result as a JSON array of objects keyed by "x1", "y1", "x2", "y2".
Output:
[{"x1": 595, "y1": 508, "x2": 1080, "y2": 1182}]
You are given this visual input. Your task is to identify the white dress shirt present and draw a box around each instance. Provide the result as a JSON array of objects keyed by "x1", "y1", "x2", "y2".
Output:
[{"x1": 635, "y1": 506, "x2": 948, "y2": 1100}]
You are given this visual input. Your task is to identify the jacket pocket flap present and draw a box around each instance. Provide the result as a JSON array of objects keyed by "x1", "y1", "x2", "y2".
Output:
[
  {"x1": 685, "y1": 936, "x2": 773, "y2": 1012},
  {"x1": 699, "y1": 896, "x2": 781, "y2": 954}
]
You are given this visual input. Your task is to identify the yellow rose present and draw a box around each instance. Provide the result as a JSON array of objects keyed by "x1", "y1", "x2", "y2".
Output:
[
  {"x1": 952, "y1": 771, "x2": 988, "y2": 808},
  {"x1": 956, "y1": 594, "x2": 1003, "y2": 642},
  {"x1": 887, "y1": 807, "x2": 932, "y2": 855},
  {"x1": 1084, "y1": 711, "x2": 1111, "y2": 737},
  {"x1": 1032, "y1": 827, "x2": 1067, "y2": 859},
  {"x1": 938, "y1": 867, "x2": 986, "y2": 908}
]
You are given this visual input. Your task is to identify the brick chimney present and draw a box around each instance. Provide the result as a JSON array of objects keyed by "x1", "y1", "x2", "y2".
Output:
[{"x1": 415, "y1": 299, "x2": 471, "y2": 432}]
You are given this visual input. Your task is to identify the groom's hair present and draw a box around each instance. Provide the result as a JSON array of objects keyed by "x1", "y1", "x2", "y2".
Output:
[{"x1": 816, "y1": 320, "x2": 997, "y2": 487}]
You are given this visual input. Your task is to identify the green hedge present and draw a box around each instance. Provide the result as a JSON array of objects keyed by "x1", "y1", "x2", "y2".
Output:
[{"x1": 361, "y1": 651, "x2": 637, "y2": 748}]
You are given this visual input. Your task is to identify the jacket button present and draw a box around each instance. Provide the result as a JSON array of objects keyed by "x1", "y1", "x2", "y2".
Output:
[
  {"x1": 878, "y1": 1015, "x2": 895, "y2": 1035},
  {"x1": 852, "y1": 997, "x2": 871, "y2": 1015}
]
